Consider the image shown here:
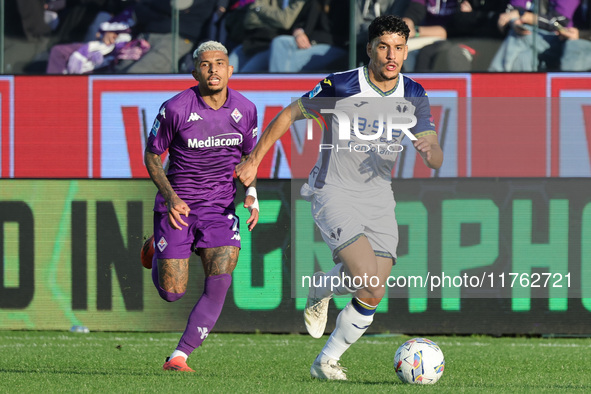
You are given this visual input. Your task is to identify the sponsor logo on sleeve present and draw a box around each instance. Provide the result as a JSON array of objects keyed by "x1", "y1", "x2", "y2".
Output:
[
  {"x1": 309, "y1": 83, "x2": 322, "y2": 98},
  {"x1": 151, "y1": 119, "x2": 160, "y2": 136}
]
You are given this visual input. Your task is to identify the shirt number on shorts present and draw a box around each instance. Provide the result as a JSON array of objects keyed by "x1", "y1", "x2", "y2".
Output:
[{"x1": 228, "y1": 214, "x2": 240, "y2": 241}]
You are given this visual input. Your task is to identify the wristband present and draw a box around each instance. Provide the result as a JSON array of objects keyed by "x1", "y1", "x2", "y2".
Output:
[{"x1": 246, "y1": 187, "x2": 259, "y2": 212}]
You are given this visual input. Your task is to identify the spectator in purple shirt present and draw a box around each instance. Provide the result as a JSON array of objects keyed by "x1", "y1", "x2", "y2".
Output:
[
  {"x1": 46, "y1": 7, "x2": 148, "y2": 74},
  {"x1": 142, "y1": 41, "x2": 260, "y2": 372}
]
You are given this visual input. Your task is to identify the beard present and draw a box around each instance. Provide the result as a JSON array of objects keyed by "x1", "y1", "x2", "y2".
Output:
[
  {"x1": 369, "y1": 61, "x2": 400, "y2": 83},
  {"x1": 200, "y1": 81, "x2": 225, "y2": 95},
  {"x1": 378, "y1": 62, "x2": 400, "y2": 81},
  {"x1": 378, "y1": 69, "x2": 399, "y2": 81},
  {"x1": 205, "y1": 85, "x2": 224, "y2": 94}
]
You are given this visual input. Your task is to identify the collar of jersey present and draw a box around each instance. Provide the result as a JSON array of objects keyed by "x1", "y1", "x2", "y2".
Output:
[
  {"x1": 363, "y1": 66, "x2": 399, "y2": 96},
  {"x1": 194, "y1": 86, "x2": 233, "y2": 109}
]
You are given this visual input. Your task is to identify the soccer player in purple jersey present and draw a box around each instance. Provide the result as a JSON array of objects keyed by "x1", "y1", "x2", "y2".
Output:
[
  {"x1": 237, "y1": 16, "x2": 443, "y2": 380},
  {"x1": 143, "y1": 41, "x2": 259, "y2": 372}
]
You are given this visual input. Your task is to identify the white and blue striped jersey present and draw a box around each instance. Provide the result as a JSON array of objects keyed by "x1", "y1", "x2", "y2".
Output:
[{"x1": 299, "y1": 66, "x2": 436, "y2": 193}]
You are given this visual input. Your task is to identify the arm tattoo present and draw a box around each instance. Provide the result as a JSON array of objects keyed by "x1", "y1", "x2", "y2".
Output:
[
  {"x1": 145, "y1": 151, "x2": 176, "y2": 201},
  {"x1": 200, "y1": 246, "x2": 239, "y2": 276}
]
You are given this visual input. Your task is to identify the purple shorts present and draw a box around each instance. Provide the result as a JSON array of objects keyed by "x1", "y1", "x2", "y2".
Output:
[{"x1": 153, "y1": 203, "x2": 241, "y2": 259}]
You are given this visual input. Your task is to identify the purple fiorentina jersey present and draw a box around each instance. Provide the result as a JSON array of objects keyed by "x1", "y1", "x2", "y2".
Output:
[{"x1": 147, "y1": 86, "x2": 258, "y2": 208}]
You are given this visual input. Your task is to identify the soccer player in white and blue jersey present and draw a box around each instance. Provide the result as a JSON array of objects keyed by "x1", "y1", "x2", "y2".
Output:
[{"x1": 237, "y1": 15, "x2": 443, "y2": 380}]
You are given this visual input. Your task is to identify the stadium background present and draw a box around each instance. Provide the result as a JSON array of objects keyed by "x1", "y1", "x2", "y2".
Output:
[{"x1": 1, "y1": 73, "x2": 591, "y2": 335}]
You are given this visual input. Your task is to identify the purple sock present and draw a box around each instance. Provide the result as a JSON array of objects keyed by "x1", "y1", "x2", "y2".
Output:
[
  {"x1": 175, "y1": 274, "x2": 232, "y2": 356},
  {"x1": 151, "y1": 255, "x2": 185, "y2": 302}
]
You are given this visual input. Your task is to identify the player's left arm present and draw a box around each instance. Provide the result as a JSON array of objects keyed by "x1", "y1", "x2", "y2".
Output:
[
  {"x1": 413, "y1": 133, "x2": 443, "y2": 170},
  {"x1": 239, "y1": 106, "x2": 260, "y2": 231},
  {"x1": 240, "y1": 154, "x2": 259, "y2": 231},
  {"x1": 408, "y1": 86, "x2": 443, "y2": 170}
]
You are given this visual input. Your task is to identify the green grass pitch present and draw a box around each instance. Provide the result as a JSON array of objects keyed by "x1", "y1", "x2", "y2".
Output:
[{"x1": 1, "y1": 331, "x2": 591, "y2": 393}]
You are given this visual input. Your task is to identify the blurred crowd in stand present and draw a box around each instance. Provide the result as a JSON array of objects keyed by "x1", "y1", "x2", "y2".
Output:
[{"x1": 3, "y1": 0, "x2": 591, "y2": 74}]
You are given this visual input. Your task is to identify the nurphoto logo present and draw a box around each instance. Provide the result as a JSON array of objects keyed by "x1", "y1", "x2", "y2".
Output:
[{"x1": 304, "y1": 99, "x2": 417, "y2": 153}]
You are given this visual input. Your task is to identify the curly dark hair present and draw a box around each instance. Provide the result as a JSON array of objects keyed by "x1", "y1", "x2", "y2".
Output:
[{"x1": 368, "y1": 15, "x2": 410, "y2": 43}]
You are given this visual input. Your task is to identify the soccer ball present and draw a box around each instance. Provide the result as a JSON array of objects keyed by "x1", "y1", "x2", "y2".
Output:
[{"x1": 394, "y1": 338, "x2": 445, "y2": 384}]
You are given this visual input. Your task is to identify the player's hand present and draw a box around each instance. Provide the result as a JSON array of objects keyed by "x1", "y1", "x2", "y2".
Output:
[
  {"x1": 244, "y1": 195, "x2": 259, "y2": 231},
  {"x1": 166, "y1": 195, "x2": 190, "y2": 230},
  {"x1": 413, "y1": 137, "x2": 433, "y2": 161},
  {"x1": 236, "y1": 159, "x2": 257, "y2": 187}
]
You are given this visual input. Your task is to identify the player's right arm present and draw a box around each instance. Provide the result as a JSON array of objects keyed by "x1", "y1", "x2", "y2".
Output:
[
  {"x1": 145, "y1": 100, "x2": 191, "y2": 229},
  {"x1": 236, "y1": 101, "x2": 304, "y2": 187},
  {"x1": 144, "y1": 150, "x2": 190, "y2": 230},
  {"x1": 236, "y1": 75, "x2": 335, "y2": 186}
]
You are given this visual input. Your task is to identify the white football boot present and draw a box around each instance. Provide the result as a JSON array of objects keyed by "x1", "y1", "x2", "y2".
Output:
[
  {"x1": 304, "y1": 272, "x2": 331, "y2": 338},
  {"x1": 310, "y1": 353, "x2": 347, "y2": 380}
]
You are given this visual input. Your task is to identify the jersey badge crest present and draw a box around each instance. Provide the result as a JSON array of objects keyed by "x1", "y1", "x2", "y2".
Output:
[
  {"x1": 231, "y1": 108, "x2": 243, "y2": 123},
  {"x1": 157, "y1": 236, "x2": 168, "y2": 252}
]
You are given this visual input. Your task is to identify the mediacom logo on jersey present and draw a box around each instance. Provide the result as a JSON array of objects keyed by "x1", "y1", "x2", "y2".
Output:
[{"x1": 187, "y1": 133, "x2": 243, "y2": 148}]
